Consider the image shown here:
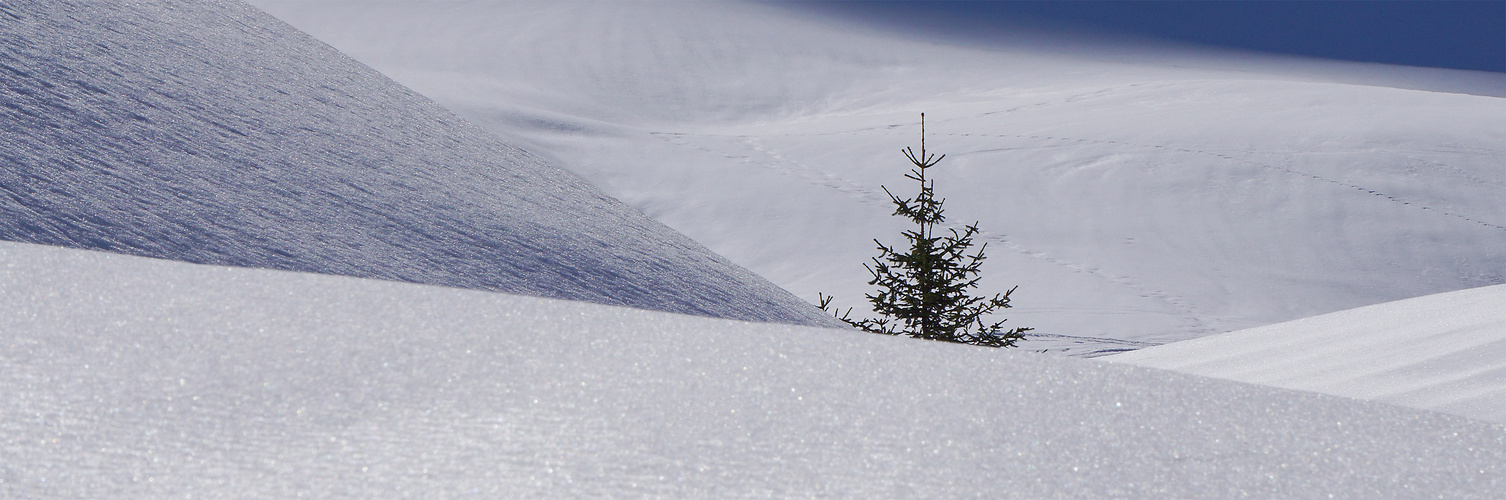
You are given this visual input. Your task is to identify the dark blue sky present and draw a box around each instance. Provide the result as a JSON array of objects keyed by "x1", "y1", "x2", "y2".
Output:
[{"x1": 787, "y1": 1, "x2": 1505, "y2": 73}]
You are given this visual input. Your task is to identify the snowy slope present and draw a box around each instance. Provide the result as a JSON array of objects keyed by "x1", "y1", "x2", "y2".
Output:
[
  {"x1": 0, "y1": 0, "x2": 837, "y2": 327},
  {"x1": 1110, "y1": 284, "x2": 1506, "y2": 424},
  {"x1": 6, "y1": 2, "x2": 1502, "y2": 496},
  {"x1": 251, "y1": 0, "x2": 1506, "y2": 343},
  {"x1": 5, "y1": 239, "x2": 1505, "y2": 498}
]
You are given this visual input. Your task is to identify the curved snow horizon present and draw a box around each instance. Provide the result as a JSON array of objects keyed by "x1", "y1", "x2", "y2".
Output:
[
  {"x1": 1111, "y1": 282, "x2": 1506, "y2": 424},
  {"x1": 0, "y1": 0, "x2": 839, "y2": 327},
  {"x1": 5, "y1": 1, "x2": 1506, "y2": 495},
  {"x1": 6, "y1": 238, "x2": 1504, "y2": 497},
  {"x1": 251, "y1": 0, "x2": 1506, "y2": 343}
]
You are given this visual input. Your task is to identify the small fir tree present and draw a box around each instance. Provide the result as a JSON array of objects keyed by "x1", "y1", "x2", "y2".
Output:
[{"x1": 820, "y1": 114, "x2": 1029, "y2": 348}]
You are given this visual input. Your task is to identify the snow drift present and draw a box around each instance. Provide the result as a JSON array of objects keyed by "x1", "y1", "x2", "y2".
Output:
[
  {"x1": 1110, "y1": 284, "x2": 1506, "y2": 424},
  {"x1": 4, "y1": 2, "x2": 1506, "y2": 495},
  {"x1": 251, "y1": 0, "x2": 1506, "y2": 343},
  {"x1": 4, "y1": 240, "x2": 1504, "y2": 497},
  {"x1": 0, "y1": 0, "x2": 837, "y2": 327}
]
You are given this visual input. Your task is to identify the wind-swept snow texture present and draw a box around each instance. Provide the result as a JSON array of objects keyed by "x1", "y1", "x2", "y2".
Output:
[
  {"x1": 1110, "y1": 284, "x2": 1506, "y2": 424},
  {"x1": 0, "y1": 0, "x2": 838, "y2": 327},
  {"x1": 253, "y1": 0, "x2": 1506, "y2": 343},
  {"x1": 4, "y1": 240, "x2": 1505, "y2": 498}
]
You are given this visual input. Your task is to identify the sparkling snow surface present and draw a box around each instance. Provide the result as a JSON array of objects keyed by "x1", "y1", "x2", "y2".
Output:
[
  {"x1": 0, "y1": 0, "x2": 837, "y2": 327},
  {"x1": 5, "y1": 1, "x2": 1506, "y2": 496},
  {"x1": 251, "y1": 0, "x2": 1506, "y2": 343},
  {"x1": 1110, "y1": 284, "x2": 1506, "y2": 424},
  {"x1": 4, "y1": 240, "x2": 1505, "y2": 498}
]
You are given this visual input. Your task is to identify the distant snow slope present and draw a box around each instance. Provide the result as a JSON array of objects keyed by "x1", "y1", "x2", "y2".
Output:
[
  {"x1": 0, "y1": 0, "x2": 837, "y2": 327},
  {"x1": 1110, "y1": 284, "x2": 1506, "y2": 424},
  {"x1": 252, "y1": 0, "x2": 1506, "y2": 343},
  {"x1": 5, "y1": 240, "x2": 1504, "y2": 498}
]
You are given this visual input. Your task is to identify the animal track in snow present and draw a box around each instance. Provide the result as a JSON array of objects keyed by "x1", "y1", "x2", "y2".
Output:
[{"x1": 970, "y1": 229, "x2": 1215, "y2": 338}]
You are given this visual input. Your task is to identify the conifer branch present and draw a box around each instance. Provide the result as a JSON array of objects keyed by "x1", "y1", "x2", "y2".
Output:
[{"x1": 818, "y1": 114, "x2": 1029, "y2": 348}]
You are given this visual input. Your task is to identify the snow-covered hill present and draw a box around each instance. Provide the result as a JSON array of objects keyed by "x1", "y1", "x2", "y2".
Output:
[
  {"x1": 5, "y1": 239, "x2": 1504, "y2": 498},
  {"x1": 0, "y1": 0, "x2": 836, "y2": 327},
  {"x1": 5, "y1": 2, "x2": 1506, "y2": 496},
  {"x1": 251, "y1": 0, "x2": 1506, "y2": 343},
  {"x1": 1110, "y1": 284, "x2": 1506, "y2": 424}
]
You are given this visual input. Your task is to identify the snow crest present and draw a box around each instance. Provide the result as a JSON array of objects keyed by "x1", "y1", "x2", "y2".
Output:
[
  {"x1": 4, "y1": 240, "x2": 1504, "y2": 497},
  {"x1": 251, "y1": 0, "x2": 1506, "y2": 342},
  {"x1": 0, "y1": 0, "x2": 838, "y2": 327},
  {"x1": 1111, "y1": 284, "x2": 1506, "y2": 424}
]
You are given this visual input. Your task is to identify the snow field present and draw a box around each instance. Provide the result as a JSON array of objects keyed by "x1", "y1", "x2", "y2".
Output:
[
  {"x1": 4, "y1": 240, "x2": 1504, "y2": 498},
  {"x1": 1111, "y1": 283, "x2": 1506, "y2": 424},
  {"x1": 0, "y1": 0, "x2": 835, "y2": 327},
  {"x1": 250, "y1": 0, "x2": 1506, "y2": 343},
  {"x1": 3, "y1": 1, "x2": 1505, "y2": 496}
]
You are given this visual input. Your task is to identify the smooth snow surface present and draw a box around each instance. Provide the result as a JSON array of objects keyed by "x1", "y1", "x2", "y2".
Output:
[
  {"x1": 0, "y1": 0, "x2": 837, "y2": 327},
  {"x1": 5, "y1": 240, "x2": 1505, "y2": 498},
  {"x1": 1110, "y1": 284, "x2": 1506, "y2": 424},
  {"x1": 252, "y1": 0, "x2": 1506, "y2": 343}
]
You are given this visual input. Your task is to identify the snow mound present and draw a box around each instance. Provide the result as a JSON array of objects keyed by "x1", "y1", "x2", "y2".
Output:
[
  {"x1": 1110, "y1": 284, "x2": 1506, "y2": 424},
  {"x1": 252, "y1": 0, "x2": 1506, "y2": 343},
  {"x1": 0, "y1": 0, "x2": 836, "y2": 327},
  {"x1": 4, "y1": 240, "x2": 1504, "y2": 497}
]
